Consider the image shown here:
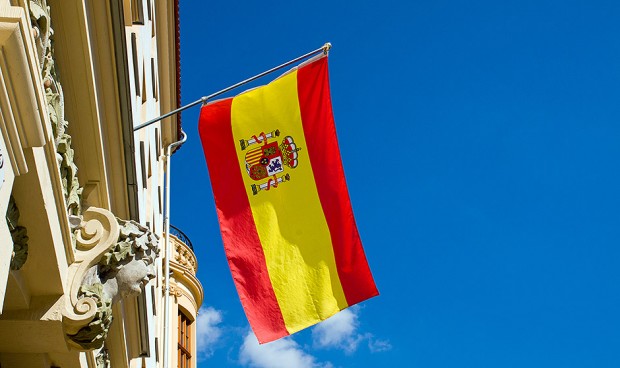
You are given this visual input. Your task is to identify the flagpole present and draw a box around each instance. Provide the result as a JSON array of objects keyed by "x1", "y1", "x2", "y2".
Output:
[{"x1": 133, "y1": 42, "x2": 332, "y2": 132}]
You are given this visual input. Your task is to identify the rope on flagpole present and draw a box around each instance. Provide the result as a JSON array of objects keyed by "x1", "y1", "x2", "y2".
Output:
[{"x1": 133, "y1": 42, "x2": 332, "y2": 131}]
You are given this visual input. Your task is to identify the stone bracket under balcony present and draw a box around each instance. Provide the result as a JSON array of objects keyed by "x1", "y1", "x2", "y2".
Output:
[{"x1": 0, "y1": 207, "x2": 159, "y2": 356}]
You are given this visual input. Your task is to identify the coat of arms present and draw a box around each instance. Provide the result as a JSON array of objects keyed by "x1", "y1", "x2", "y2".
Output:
[{"x1": 239, "y1": 130, "x2": 301, "y2": 195}]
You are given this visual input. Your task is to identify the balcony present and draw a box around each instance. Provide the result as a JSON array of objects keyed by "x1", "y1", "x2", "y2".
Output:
[
  {"x1": 170, "y1": 225, "x2": 193, "y2": 251},
  {"x1": 168, "y1": 225, "x2": 197, "y2": 274}
]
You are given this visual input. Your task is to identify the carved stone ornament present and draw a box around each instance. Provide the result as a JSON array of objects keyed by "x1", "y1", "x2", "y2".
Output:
[
  {"x1": 95, "y1": 344, "x2": 110, "y2": 368},
  {"x1": 62, "y1": 207, "x2": 159, "y2": 350},
  {"x1": 6, "y1": 195, "x2": 29, "y2": 270},
  {"x1": 29, "y1": 0, "x2": 83, "y2": 218},
  {"x1": 174, "y1": 241, "x2": 197, "y2": 274},
  {"x1": 168, "y1": 283, "x2": 184, "y2": 299}
]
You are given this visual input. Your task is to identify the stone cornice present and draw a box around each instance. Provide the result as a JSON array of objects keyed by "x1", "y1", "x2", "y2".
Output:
[{"x1": 169, "y1": 261, "x2": 203, "y2": 311}]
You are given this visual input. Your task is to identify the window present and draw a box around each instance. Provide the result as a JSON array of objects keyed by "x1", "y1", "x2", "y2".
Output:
[
  {"x1": 146, "y1": 0, "x2": 152, "y2": 21},
  {"x1": 132, "y1": 0, "x2": 145, "y2": 24},
  {"x1": 151, "y1": 58, "x2": 158, "y2": 101},
  {"x1": 131, "y1": 33, "x2": 140, "y2": 96},
  {"x1": 139, "y1": 141, "x2": 147, "y2": 188},
  {"x1": 178, "y1": 311, "x2": 192, "y2": 368}
]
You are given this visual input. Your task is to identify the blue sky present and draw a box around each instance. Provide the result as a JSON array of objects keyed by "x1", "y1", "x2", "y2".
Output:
[{"x1": 173, "y1": 1, "x2": 620, "y2": 367}]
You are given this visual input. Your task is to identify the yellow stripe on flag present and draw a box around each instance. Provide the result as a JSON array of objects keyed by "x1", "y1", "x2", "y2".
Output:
[{"x1": 231, "y1": 71, "x2": 348, "y2": 333}]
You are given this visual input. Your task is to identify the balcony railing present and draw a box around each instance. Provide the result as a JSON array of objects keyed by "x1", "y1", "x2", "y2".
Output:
[{"x1": 169, "y1": 224, "x2": 193, "y2": 251}]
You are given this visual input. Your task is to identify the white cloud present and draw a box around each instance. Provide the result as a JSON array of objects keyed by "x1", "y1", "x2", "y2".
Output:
[
  {"x1": 311, "y1": 307, "x2": 392, "y2": 355},
  {"x1": 239, "y1": 331, "x2": 333, "y2": 368},
  {"x1": 368, "y1": 338, "x2": 392, "y2": 353},
  {"x1": 195, "y1": 306, "x2": 224, "y2": 359},
  {"x1": 312, "y1": 307, "x2": 362, "y2": 354}
]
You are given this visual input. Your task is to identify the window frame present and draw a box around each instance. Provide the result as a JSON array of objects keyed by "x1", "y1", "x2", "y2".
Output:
[{"x1": 178, "y1": 310, "x2": 192, "y2": 368}]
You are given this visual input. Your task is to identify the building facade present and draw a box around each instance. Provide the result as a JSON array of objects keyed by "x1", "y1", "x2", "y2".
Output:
[{"x1": 0, "y1": 0, "x2": 202, "y2": 367}]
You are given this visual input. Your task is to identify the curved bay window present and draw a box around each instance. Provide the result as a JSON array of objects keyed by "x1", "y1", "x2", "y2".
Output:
[{"x1": 178, "y1": 311, "x2": 192, "y2": 368}]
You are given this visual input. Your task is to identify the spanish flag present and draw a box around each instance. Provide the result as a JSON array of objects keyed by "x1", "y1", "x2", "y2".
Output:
[{"x1": 199, "y1": 55, "x2": 378, "y2": 343}]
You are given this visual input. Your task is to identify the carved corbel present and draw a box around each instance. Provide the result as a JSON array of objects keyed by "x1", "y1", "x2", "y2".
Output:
[
  {"x1": 61, "y1": 207, "x2": 159, "y2": 350},
  {"x1": 62, "y1": 207, "x2": 119, "y2": 347}
]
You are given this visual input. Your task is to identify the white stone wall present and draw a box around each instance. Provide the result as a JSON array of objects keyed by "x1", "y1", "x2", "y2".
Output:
[{"x1": 125, "y1": 1, "x2": 166, "y2": 367}]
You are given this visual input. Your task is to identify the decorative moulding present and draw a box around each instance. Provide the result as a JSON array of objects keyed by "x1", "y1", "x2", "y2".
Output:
[{"x1": 0, "y1": 5, "x2": 51, "y2": 177}]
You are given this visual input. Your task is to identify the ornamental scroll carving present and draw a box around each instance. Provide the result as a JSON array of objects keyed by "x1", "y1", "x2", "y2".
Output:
[
  {"x1": 62, "y1": 207, "x2": 159, "y2": 350},
  {"x1": 168, "y1": 283, "x2": 183, "y2": 299}
]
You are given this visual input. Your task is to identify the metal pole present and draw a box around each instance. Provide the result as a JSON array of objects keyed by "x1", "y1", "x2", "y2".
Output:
[
  {"x1": 133, "y1": 42, "x2": 332, "y2": 131},
  {"x1": 162, "y1": 129, "x2": 187, "y2": 368}
]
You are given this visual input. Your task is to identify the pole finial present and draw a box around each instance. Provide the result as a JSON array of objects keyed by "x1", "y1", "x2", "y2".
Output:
[{"x1": 323, "y1": 42, "x2": 332, "y2": 55}]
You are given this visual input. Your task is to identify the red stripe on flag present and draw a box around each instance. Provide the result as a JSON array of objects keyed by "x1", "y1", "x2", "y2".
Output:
[
  {"x1": 297, "y1": 57, "x2": 379, "y2": 306},
  {"x1": 198, "y1": 99, "x2": 289, "y2": 342}
]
